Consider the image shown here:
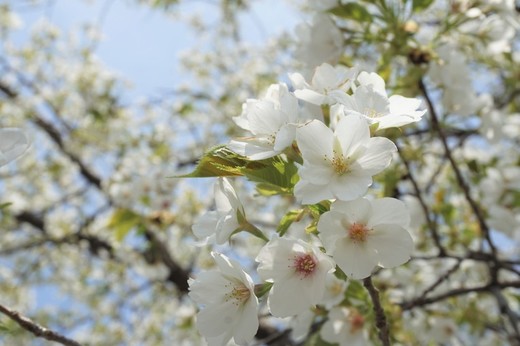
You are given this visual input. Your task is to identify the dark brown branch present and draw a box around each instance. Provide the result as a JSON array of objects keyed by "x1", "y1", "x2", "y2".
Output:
[
  {"x1": 143, "y1": 230, "x2": 190, "y2": 293},
  {"x1": 0, "y1": 303, "x2": 82, "y2": 346},
  {"x1": 400, "y1": 281, "x2": 520, "y2": 310},
  {"x1": 416, "y1": 259, "x2": 462, "y2": 301},
  {"x1": 363, "y1": 277, "x2": 390, "y2": 346},
  {"x1": 419, "y1": 79, "x2": 497, "y2": 255}
]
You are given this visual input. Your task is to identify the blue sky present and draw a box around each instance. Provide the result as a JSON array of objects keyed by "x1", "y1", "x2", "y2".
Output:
[{"x1": 10, "y1": 0, "x2": 301, "y2": 99}]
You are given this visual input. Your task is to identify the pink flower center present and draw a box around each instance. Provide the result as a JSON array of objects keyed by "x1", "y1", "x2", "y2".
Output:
[
  {"x1": 292, "y1": 253, "x2": 318, "y2": 278},
  {"x1": 348, "y1": 223, "x2": 369, "y2": 243},
  {"x1": 348, "y1": 311, "x2": 365, "y2": 334},
  {"x1": 224, "y1": 283, "x2": 251, "y2": 306}
]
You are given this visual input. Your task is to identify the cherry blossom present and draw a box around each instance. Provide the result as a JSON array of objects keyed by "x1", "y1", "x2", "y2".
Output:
[
  {"x1": 320, "y1": 307, "x2": 369, "y2": 346},
  {"x1": 339, "y1": 72, "x2": 426, "y2": 130},
  {"x1": 188, "y1": 252, "x2": 258, "y2": 346},
  {"x1": 289, "y1": 63, "x2": 356, "y2": 106},
  {"x1": 192, "y1": 178, "x2": 243, "y2": 244},
  {"x1": 228, "y1": 83, "x2": 301, "y2": 160},
  {"x1": 294, "y1": 115, "x2": 396, "y2": 204},
  {"x1": 317, "y1": 197, "x2": 413, "y2": 279},
  {"x1": 256, "y1": 237, "x2": 335, "y2": 317}
]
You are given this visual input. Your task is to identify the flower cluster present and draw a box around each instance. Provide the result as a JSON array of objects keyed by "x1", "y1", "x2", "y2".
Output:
[{"x1": 187, "y1": 63, "x2": 422, "y2": 345}]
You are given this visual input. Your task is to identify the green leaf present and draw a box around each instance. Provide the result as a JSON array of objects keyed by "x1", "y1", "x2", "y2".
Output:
[
  {"x1": 328, "y1": 3, "x2": 373, "y2": 22},
  {"x1": 176, "y1": 145, "x2": 249, "y2": 178},
  {"x1": 0, "y1": 202, "x2": 12, "y2": 210},
  {"x1": 307, "y1": 201, "x2": 331, "y2": 216},
  {"x1": 412, "y1": 0, "x2": 435, "y2": 12},
  {"x1": 242, "y1": 156, "x2": 299, "y2": 196},
  {"x1": 108, "y1": 209, "x2": 142, "y2": 241},
  {"x1": 277, "y1": 209, "x2": 305, "y2": 236}
]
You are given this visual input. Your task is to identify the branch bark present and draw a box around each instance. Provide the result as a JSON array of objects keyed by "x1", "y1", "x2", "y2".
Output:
[
  {"x1": 363, "y1": 277, "x2": 390, "y2": 346},
  {"x1": 0, "y1": 303, "x2": 82, "y2": 346}
]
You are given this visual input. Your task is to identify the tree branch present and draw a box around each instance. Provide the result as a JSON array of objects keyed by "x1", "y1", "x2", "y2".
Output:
[
  {"x1": 419, "y1": 79, "x2": 497, "y2": 255},
  {"x1": 363, "y1": 277, "x2": 390, "y2": 346},
  {"x1": 0, "y1": 303, "x2": 82, "y2": 346}
]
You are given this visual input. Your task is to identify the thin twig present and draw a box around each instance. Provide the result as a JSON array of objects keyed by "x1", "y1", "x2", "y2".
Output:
[
  {"x1": 0, "y1": 303, "x2": 82, "y2": 346},
  {"x1": 400, "y1": 281, "x2": 520, "y2": 310},
  {"x1": 396, "y1": 142, "x2": 445, "y2": 255},
  {"x1": 419, "y1": 79, "x2": 497, "y2": 255},
  {"x1": 363, "y1": 277, "x2": 390, "y2": 346}
]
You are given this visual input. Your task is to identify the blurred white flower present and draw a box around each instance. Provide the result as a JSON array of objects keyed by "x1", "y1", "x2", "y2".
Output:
[
  {"x1": 294, "y1": 14, "x2": 344, "y2": 68},
  {"x1": 0, "y1": 128, "x2": 29, "y2": 167},
  {"x1": 320, "y1": 307, "x2": 369, "y2": 346}
]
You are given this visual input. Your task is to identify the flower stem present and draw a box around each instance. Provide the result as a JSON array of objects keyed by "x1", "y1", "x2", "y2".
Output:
[
  {"x1": 242, "y1": 221, "x2": 269, "y2": 242},
  {"x1": 363, "y1": 276, "x2": 390, "y2": 346}
]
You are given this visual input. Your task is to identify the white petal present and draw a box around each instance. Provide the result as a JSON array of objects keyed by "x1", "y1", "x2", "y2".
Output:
[
  {"x1": 273, "y1": 124, "x2": 296, "y2": 152},
  {"x1": 312, "y1": 63, "x2": 337, "y2": 90},
  {"x1": 294, "y1": 89, "x2": 326, "y2": 105},
  {"x1": 388, "y1": 95, "x2": 422, "y2": 114},
  {"x1": 298, "y1": 164, "x2": 335, "y2": 185},
  {"x1": 247, "y1": 101, "x2": 285, "y2": 135},
  {"x1": 268, "y1": 275, "x2": 316, "y2": 317},
  {"x1": 317, "y1": 211, "x2": 346, "y2": 252},
  {"x1": 296, "y1": 120, "x2": 333, "y2": 164},
  {"x1": 228, "y1": 139, "x2": 279, "y2": 160},
  {"x1": 192, "y1": 212, "x2": 219, "y2": 239},
  {"x1": 369, "y1": 224, "x2": 414, "y2": 268},
  {"x1": 333, "y1": 239, "x2": 378, "y2": 279},
  {"x1": 294, "y1": 180, "x2": 333, "y2": 205},
  {"x1": 334, "y1": 115, "x2": 369, "y2": 156},
  {"x1": 232, "y1": 297, "x2": 259, "y2": 345},
  {"x1": 196, "y1": 301, "x2": 240, "y2": 338},
  {"x1": 357, "y1": 71, "x2": 386, "y2": 95},
  {"x1": 331, "y1": 198, "x2": 371, "y2": 224},
  {"x1": 368, "y1": 198, "x2": 410, "y2": 228},
  {"x1": 333, "y1": 174, "x2": 372, "y2": 201},
  {"x1": 215, "y1": 214, "x2": 239, "y2": 244},
  {"x1": 355, "y1": 137, "x2": 396, "y2": 175},
  {"x1": 288, "y1": 72, "x2": 307, "y2": 90},
  {"x1": 214, "y1": 178, "x2": 235, "y2": 212},
  {"x1": 189, "y1": 271, "x2": 230, "y2": 305}
]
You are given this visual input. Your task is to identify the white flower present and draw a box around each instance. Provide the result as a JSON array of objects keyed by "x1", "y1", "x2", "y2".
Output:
[
  {"x1": 337, "y1": 72, "x2": 425, "y2": 130},
  {"x1": 317, "y1": 197, "x2": 414, "y2": 279},
  {"x1": 320, "y1": 307, "x2": 369, "y2": 346},
  {"x1": 256, "y1": 237, "x2": 335, "y2": 317},
  {"x1": 428, "y1": 45, "x2": 479, "y2": 116},
  {"x1": 229, "y1": 83, "x2": 301, "y2": 160},
  {"x1": 294, "y1": 115, "x2": 396, "y2": 204},
  {"x1": 319, "y1": 273, "x2": 348, "y2": 308},
  {"x1": 0, "y1": 128, "x2": 29, "y2": 167},
  {"x1": 189, "y1": 252, "x2": 259, "y2": 346},
  {"x1": 294, "y1": 14, "x2": 344, "y2": 68},
  {"x1": 289, "y1": 63, "x2": 356, "y2": 106},
  {"x1": 192, "y1": 178, "x2": 243, "y2": 244}
]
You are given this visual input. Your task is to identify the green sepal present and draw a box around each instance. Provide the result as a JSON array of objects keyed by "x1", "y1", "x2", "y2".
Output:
[
  {"x1": 254, "y1": 282, "x2": 273, "y2": 298},
  {"x1": 277, "y1": 209, "x2": 306, "y2": 236}
]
